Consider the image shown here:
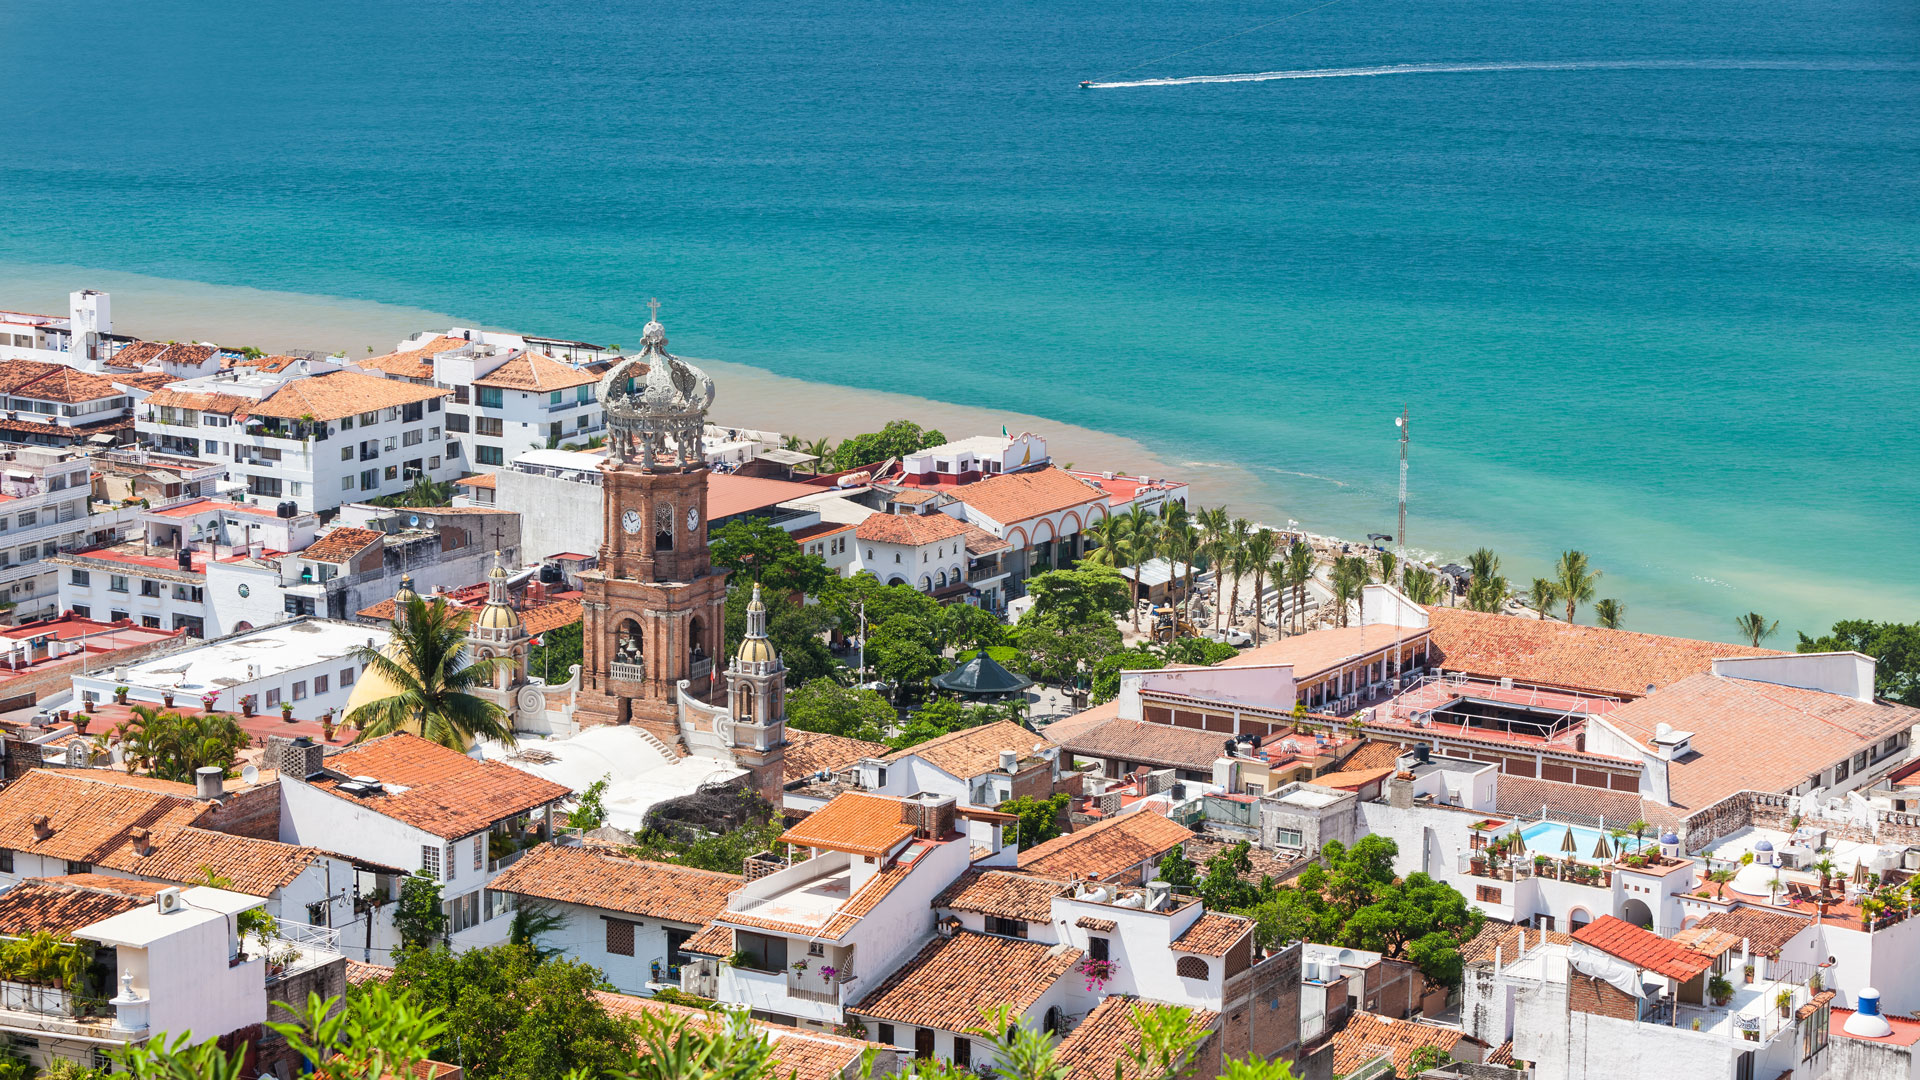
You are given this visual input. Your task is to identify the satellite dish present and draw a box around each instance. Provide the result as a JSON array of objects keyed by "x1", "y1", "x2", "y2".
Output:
[{"x1": 240, "y1": 765, "x2": 259, "y2": 785}]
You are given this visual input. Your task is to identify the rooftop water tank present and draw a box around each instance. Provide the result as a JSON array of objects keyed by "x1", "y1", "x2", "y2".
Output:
[{"x1": 1845, "y1": 988, "x2": 1893, "y2": 1038}]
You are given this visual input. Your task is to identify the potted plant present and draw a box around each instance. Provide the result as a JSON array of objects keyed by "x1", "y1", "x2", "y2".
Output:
[
  {"x1": 726, "y1": 949, "x2": 751, "y2": 970},
  {"x1": 1691, "y1": 1019, "x2": 1701, "y2": 1031},
  {"x1": 1861, "y1": 897, "x2": 1883, "y2": 930},
  {"x1": 321, "y1": 711, "x2": 336, "y2": 742},
  {"x1": 1743, "y1": 963, "x2": 1755, "y2": 985},
  {"x1": 1810, "y1": 972, "x2": 1823, "y2": 993},
  {"x1": 1077, "y1": 957, "x2": 1118, "y2": 992},
  {"x1": 820, "y1": 965, "x2": 840, "y2": 980},
  {"x1": 241, "y1": 695, "x2": 257, "y2": 717},
  {"x1": 201, "y1": 692, "x2": 220, "y2": 713},
  {"x1": 790, "y1": 958, "x2": 810, "y2": 974},
  {"x1": 1709, "y1": 974, "x2": 1733, "y2": 1006},
  {"x1": 1777, "y1": 990, "x2": 1793, "y2": 1018},
  {"x1": 281, "y1": 701, "x2": 295, "y2": 722},
  {"x1": 113, "y1": 686, "x2": 129, "y2": 705},
  {"x1": 73, "y1": 711, "x2": 90, "y2": 736}
]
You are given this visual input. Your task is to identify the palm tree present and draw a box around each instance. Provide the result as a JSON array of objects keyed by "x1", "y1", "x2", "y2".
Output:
[
  {"x1": 1594, "y1": 598, "x2": 1625, "y2": 629},
  {"x1": 1378, "y1": 550, "x2": 1397, "y2": 589},
  {"x1": 1467, "y1": 547, "x2": 1501, "y2": 583},
  {"x1": 347, "y1": 596, "x2": 515, "y2": 749},
  {"x1": 1735, "y1": 612, "x2": 1779, "y2": 647},
  {"x1": 1222, "y1": 519, "x2": 1252, "y2": 634},
  {"x1": 1195, "y1": 506, "x2": 1231, "y2": 628},
  {"x1": 1554, "y1": 550, "x2": 1602, "y2": 623},
  {"x1": 1081, "y1": 516, "x2": 1121, "y2": 569},
  {"x1": 1401, "y1": 566, "x2": 1443, "y2": 607},
  {"x1": 1112, "y1": 505, "x2": 1162, "y2": 631},
  {"x1": 781, "y1": 434, "x2": 803, "y2": 451},
  {"x1": 1464, "y1": 549, "x2": 1508, "y2": 614},
  {"x1": 1241, "y1": 530, "x2": 1278, "y2": 645},
  {"x1": 1160, "y1": 517, "x2": 1201, "y2": 630},
  {"x1": 1708, "y1": 868, "x2": 1736, "y2": 899},
  {"x1": 1528, "y1": 578, "x2": 1560, "y2": 620},
  {"x1": 1330, "y1": 556, "x2": 1367, "y2": 628},
  {"x1": 802, "y1": 438, "x2": 835, "y2": 474},
  {"x1": 1284, "y1": 541, "x2": 1316, "y2": 633}
]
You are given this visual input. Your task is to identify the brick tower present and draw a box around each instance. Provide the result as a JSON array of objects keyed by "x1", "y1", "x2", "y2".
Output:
[{"x1": 574, "y1": 310, "x2": 728, "y2": 741}]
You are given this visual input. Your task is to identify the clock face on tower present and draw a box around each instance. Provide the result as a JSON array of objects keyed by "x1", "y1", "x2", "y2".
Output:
[
  {"x1": 686, "y1": 505, "x2": 700, "y2": 533},
  {"x1": 621, "y1": 509, "x2": 642, "y2": 534}
]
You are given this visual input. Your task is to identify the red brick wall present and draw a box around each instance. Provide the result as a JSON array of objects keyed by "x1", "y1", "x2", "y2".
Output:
[
  {"x1": 1568, "y1": 974, "x2": 1638, "y2": 1021},
  {"x1": 191, "y1": 783, "x2": 281, "y2": 840}
]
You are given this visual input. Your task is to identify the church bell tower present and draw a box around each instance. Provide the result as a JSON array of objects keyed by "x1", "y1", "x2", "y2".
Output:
[{"x1": 573, "y1": 307, "x2": 728, "y2": 740}]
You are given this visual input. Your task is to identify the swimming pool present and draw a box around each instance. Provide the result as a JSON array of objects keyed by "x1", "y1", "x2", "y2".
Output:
[{"x1": 1519, "y1": 821, "x2": 1654, "y2": 862}]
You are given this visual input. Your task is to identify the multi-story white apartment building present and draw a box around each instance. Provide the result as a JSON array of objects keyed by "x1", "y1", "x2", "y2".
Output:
[
  {"x1": 0, "y1": 359, "x2": 138, "y2": 450},
  {"x1": 0, "y1": 448, "x2": 138, "y2": 624},
  {"x1": 136, "y1": 368, "x2": 457, "y2": 514},
  {"x1": 356, "y1": 333, "x2": 605, "y2": 473},
  {"x1": 0, "y1": 290, "x2": 117, "y2": 369}
]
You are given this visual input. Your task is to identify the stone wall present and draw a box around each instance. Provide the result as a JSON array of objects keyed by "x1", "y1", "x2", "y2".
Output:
[
  {"x1": 1223, "y1": 943, "x2": 1303, "y2": 1064},
  {"x1": 192, "y1": 782, "x2": 282, "y2": 840},
  {"x1": 1684, "y1": 788, "x2": 1920, "y2": 853}
]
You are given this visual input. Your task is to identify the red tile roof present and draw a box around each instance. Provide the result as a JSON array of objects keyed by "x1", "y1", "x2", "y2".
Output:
[
  {"x1": 0, "y1": 877, "x2": 165, "y2": 935},
  {"x1": 779, "y1": 793, "x2": 918, "y2": 857},
  {"x1": 1572, "y1": 915, "x2": 1715, "y2": 981},
  {"x1": 594, "y1": 992, "x2": 883, "y2": 1080},
  {"x1": 0, "y1": 360, "x2": 127, "y2": 403},
  {"x1": 360, "y1": 336, "x2": 468, "y2": 380},
  {"x1": 854, "y1": 511, "x2": 971, "y2": 546},
  {"x1": 302, "y1": 527, "x2": 385, "y2": 564},
  {"x1": 886, "y1": 720, "x2": 1042, "y2": 779},
  {"x1": 1054, "y1": 996, "x2": 1219, "y2": 1080},
  {"x1": 706, "y1": 473, "x2": 821, "y2": 521},
  {"x1": 472, "y1": 352, "x2": 599, "y2": 391},
  {"x1": 1602, "y1": 673, "x2": 1920, "y2": 810},
  {"x1": 313, "y1": 734, "x2": 570, "y2": 838},
  {"x1": 1017, "y1": 810, "x2": 1192, "y2": 880},
  {"x1": 1426, "y1": 607, "x2": 1779, "y2": 699},
  {"x1": 249, "y1": 371, "x2": 449, "y2": 422},
  {"x1": 1171, "y1": 912, "x2": 1252, "y2": 956},
  {"x1": 455, "y1": 473, "x2": 497, "y2": 490},
  {"x1": 934, "y1": 869, "x2": 1069, "y2": 922},
  {"x1": 1327, "y1": 1013, "x2": 1463, "y2": 1078},
  {"x1": 679, "y1": 922, "x2": 735, "y2": 956},
  {"x1": 850, "y1": 931, "x2": 1081, "y2": 1030},
  {"x1": 946, "y1": 467, "x2": 1104, "y2": 526},
  {"x1": 1692, "y1": 908, "x2": 1813, "y2": 960},
  {"x1": 488, "y1": 845, "x2": 740, "y2": 925},
  {"x1": 784, "y1": 731, "x2": 887, "y2": 784}
]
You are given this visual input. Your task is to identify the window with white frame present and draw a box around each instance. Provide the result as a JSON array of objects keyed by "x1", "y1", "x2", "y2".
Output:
[
  {"x1": 446, "y1": 844, "x2": 457, "y2": 881},
  {"x1": 421, "y1": 844, "x2": 441, "y2": 878}
]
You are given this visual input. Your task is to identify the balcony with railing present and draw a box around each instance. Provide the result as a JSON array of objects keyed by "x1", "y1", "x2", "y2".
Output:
[
  {"x1": 610, "y1": 661, "x2": 646, "y2": 683},
  {"x1": 688, "y1": 657, "x2": 713, "y2": 681},
  {"x1": 262, "y1": 919, "x2": 341, "y2": 984}
]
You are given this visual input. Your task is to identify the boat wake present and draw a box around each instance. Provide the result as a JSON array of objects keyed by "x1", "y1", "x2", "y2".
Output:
[{"x1": 1083, "y1": 58, "x2": 1903, "y2": 89}]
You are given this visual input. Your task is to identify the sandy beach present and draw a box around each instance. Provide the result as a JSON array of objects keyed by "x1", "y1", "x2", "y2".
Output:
[{"x1": 0, "y1": 265, "x2": 1276, "y2": 520}]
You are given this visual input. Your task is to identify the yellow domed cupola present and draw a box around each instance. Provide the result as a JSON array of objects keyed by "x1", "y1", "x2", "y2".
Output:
[{"x1": 733, "y1": 583, "x2": 780, "y2": 669}]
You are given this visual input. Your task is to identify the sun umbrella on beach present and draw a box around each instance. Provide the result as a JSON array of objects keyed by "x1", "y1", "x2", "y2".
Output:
[
  {"x1": 1560, "y1": 827, "x2": 1579, "y2": 855},
  {"x1": 1592, "y1": 832, "x2": 1613, "y2": 860}
]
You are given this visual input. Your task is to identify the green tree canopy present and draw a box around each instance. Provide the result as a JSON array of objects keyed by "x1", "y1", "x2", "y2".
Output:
[
  {"x1": 387, "y1": 943, "x2": 634, "y2": 1080},
  {"x1": 1799, "y1": 620, "x2": 1920, "y2": 705},
  {"x1": 1090, "y1": 647, "x2": 1165, "y2": 705},
  {"x1": 1014, "y1": 613, "x2": 1121, "y2": 688},
  {"x1": 1023, "y1": 565, "x2": 1130, "y2": 629},
  {"x1": 787, "y1": 678, "x2": 895, "y2": 741},
  {"x1": 112, "y1": 707, "x2": 250, "y2": 783},
  {"x1": 997, "y1": 792, "x2": 1071, "y2": 848},
  {"x1": 709, "y1": 518, "x2": 834, "y2": 597},
  {"x1": 830, "y1": 420, "x2": 947, "y2": 471},
  {"x1": 346, "y1": 596, "x2": 513, "y2": 749}
]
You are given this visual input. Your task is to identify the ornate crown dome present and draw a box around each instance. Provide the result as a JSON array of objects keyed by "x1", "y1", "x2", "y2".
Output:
[
  {"x1": 473, "y1": 553, "x2": 523, "y2": 632},
  {"x1": 733, "y1": 583, "x2": 779, "y2": 668},
  {"x1": 598, "y1": 302, "x2": 715, "y2": 470}
]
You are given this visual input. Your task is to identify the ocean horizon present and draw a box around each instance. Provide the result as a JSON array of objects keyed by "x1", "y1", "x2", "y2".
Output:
[{"x1": 0, "y1": 0, "x2": 1914, "y2": 644}]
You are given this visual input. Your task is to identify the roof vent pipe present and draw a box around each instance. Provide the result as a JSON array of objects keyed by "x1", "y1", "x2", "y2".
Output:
[{"x1": 196, "y1": 766, "x2": 223, "y2": 800}]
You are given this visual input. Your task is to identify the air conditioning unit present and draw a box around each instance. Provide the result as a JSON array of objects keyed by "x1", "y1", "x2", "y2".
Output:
[{"x1": 155, "y1": 887, "x2": 184, "y2": 914}]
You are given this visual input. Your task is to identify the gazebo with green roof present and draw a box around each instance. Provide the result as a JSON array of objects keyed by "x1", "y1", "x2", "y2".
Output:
[{"x1": 931, "y1": 653, "x2": 1034, "y2": 699}]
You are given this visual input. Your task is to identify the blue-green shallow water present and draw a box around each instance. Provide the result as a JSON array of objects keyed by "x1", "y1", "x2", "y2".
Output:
[{"x1": 1, "y1": 0, "x2": 1915, "y2": 642}]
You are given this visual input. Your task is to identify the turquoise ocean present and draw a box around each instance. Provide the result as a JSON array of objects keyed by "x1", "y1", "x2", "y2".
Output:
[{"x1": 0, "y1": 0, "x2": 1914, "y2": 642}]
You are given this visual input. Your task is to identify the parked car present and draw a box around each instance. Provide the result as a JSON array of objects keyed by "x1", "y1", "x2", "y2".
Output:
[{"x1": 1206, "y1": 627, "x2": 1252, "y2": 647}]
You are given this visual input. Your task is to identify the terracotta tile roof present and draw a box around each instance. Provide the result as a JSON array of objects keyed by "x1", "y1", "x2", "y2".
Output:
[
  {"x1": 488, "y1": 845, "x2": 739, "y2": 925},
  {"x1": 360, "y1": 336, "x2": 469, "y2": 380},
  {"x1": 887, "y1": 489, "x2": 940, "y2": 505},
  {"x1": 346, "y1": 960, "x2": 394, "y2": 985},
  {"x1": 313, "y1": 734, "x2": 571, "y2": 838},
  {"x1": 934, "y1": 869, "x2": 1069, "y2": 922},
  {"x1": 1425, "y1": 607, "x2": 1780, "y2": 699},
  {"x1": 1311, "y1": 766, "x2": 1396, "y2": 792},
  {"x1": 1601, "y1": 673, "x2": 1920, "y2": 811},
  {"x1": 854, "y1": 511, "x2": 971, "y2": 546},
  {"x1": 850, "y1": 931, "x2": 1081, "y2": 1030},
  {"x1": 0, "y1": 877, "x2": 163, "y2": 935},
  {"x1": 140, "y1": 387, "x2": 257, "y2": 416},
  {"x1": 1461, "y1": 923, "x2": 1573, "y2": 967},
  {"x1": 155, "y1": 345, "x2": 218, "y2": 369},
  {"x1": 1492, "y1": 775, "x2": 1679, "y2": 830},
  {"x1": 1017, "y1": 809, "x2": 1192, "y2": 880},
  {"x1": 1172, "y1": 912, "x2": 1252, "y2": 956},
  {"x1": 706, "y1": 473, "x2": 821, "y2": 522},
  {"x1": 1058, "y1": 718, "x2": 1229, "y2": 773},
  {"x1": 1222, "y1": 624, "x2": 1431, "y2": 683},
  {"x1": 1693, "y1": 908, "x2": 1812, "y2": 960},
  {"x1": 1669, "y1": 925, "x2": 1742, "y2": 958},
  {"x1": 302, "y1": 527, "x2": 385, "y2": 564},
  {"x1": 356, "y1": 595, "x2": 582, "y2": 638},
  {"x1": 0, "y1": 770, "x2": 327, "y2": 896},
  {"x1": 779, "y1": 792, "x2": 918, "y2": 857},
  {"x1": 958, "y1": 522, "x2": 1011, "y2": 556},
  {"x1": 946, "y1": 467, "x2": 1104, "y2": 526},
  {"x1": 455, "y1": 473, "x2": 496, "y2": 489},
  {"x1": 231, "y1": 354, "x2": 307, "y2": 374},
  {"x1": 887, "y1": 721, "x2": 1043, "y2": 780},
  {"x1": 112, "y1": 371, "x2": 179, "y2": 391},
  {"x1": 1327, "y1": 1013, "x2": 1462, "y2": 1078},
  {"x1": 109, "y1": 342, "x2": 170, "y2": 367},
  {"x1": 787, "y1": 521, "x2": 855, "y2": 544},
  {"x1": 784, "y1": 731, "x2": 888, "y2": 784},
  {"x1": 1335, "y1": 740, "x2": 1407, "y2": 773},
  {"x1": 1040, "y1": 698, "x2": 1122, "y2": 745},
  {"x1": 249, "y1": 371, "x2": 449, "y2": 422},
  {"x1": 0, "y1": 360, "x2": 128, "y2": 403},
  {"x1": 594, "y1": 992, "x2": 881, "y2": 1080},
  {"x1": 1485, "y1": 1041, "x2": 1514, "y2": 1066},
  {"x1": 1572, "y1": 915, "x2": 1715, "y2": 981},
  {"x1": 1075, "y1": 915, "x2": 1118, "y2": 932},
  {"x1": 1054, "y1": 996, "x2": 1219, "y2": 1080},
  {"x1": 472, "y1": 352, "x2": 598, "y2": 391},
  {"x1": 680, "y1": 921, "x2": 734, "y2": 956}
]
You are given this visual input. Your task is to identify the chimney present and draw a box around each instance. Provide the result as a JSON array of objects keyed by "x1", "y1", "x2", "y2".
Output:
[
  {"x1": 195, "y1": 767, "x2": 224, "y2": 800},
  {"x1": 130, "y1": 826, "x2": 154, "y2": 856},
  {"x1": 31, "y1": 815, "x2": 52, "y2": 841},
  {"x1": 999, "y1": 749, "x2": 1018, "y2": 773}
]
